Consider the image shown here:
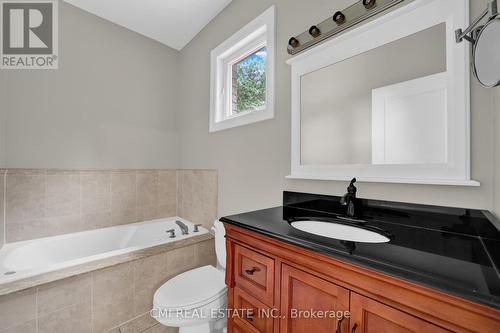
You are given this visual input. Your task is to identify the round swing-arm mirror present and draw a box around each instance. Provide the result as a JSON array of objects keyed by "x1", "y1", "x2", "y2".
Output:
[{"x1": 473, "y1": 17, "x2": 500, "y2": 87}]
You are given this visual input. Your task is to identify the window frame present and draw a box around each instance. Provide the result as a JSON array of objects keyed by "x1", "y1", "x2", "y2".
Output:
[{"x1": 210, "y1": 6, "x2": 275, "y2": 133}]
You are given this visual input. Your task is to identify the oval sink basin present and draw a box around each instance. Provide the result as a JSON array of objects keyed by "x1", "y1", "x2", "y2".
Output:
[{"x1": 290, "y1": 220, "x2": 390, "y2": 243}]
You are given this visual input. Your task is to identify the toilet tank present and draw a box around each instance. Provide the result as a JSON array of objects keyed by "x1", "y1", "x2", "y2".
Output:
[{"x1": 212, "y1": 220, "x2": 226, "y2": 270}]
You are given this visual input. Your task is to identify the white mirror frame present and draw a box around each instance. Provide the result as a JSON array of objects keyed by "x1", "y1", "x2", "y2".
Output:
[{"x1": 287, "y1": 0, "x2": 479, "y2": 186}]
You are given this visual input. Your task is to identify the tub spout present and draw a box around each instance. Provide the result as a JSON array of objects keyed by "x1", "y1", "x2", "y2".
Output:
[{"x1": 175, "y1": 220, "x2": 189, "y2": 235}]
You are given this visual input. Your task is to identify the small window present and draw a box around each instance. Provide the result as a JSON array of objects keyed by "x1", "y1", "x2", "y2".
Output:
[
  {"x1": 210, "y1": 6, "x2": 275, "y2": 132},
  {"x1": 231, "y1": 46, "x2": 267, "y2": 115}
]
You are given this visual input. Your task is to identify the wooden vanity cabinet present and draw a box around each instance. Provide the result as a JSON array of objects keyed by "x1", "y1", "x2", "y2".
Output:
[{"x1": 224, "y1": 224, "x2": 500, "y2": 333}]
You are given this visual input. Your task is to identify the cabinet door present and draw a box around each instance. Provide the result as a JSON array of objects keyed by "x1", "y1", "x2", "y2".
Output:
[
  {"x1": 281, "y1": 264, "x2": 350, "y2": 333},
  {"x1": 350, "y1": 293, "x2": 453, "y2": 333},
  {"x1": 233, "y1": 287, "x2": 274, "y2": 333}
]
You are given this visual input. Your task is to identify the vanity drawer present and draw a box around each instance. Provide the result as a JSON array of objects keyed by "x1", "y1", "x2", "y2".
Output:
[
  {"x1": 234, "y1": 244, "x2": 275, "y2": 306},
  {"x1": 233, "y1": 287, "x2": 274, "y2": 333}
]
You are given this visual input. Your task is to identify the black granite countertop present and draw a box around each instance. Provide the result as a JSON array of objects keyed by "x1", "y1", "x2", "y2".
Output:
[{"x1": 220, "y1": 192, "x2": 500, "y2": 309}]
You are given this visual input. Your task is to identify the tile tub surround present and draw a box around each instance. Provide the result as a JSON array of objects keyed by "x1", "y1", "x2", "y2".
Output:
[
  {"x1": 177, "y1": 170, "x2": 218, "y2": 231},
  {"x1": 0, "y1": 169, "x2": 218, "y2": 243},
  {"x1": 0, "y1": 238, "x2": 216, "y2": 333}
]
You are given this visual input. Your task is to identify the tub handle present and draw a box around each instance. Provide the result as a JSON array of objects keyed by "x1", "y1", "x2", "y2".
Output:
[
  {"x1": 166, "y1": 229, "x2": 176, "y2": 238},
  {"x1": 193, "y1": 224, "x2": 202, "y2": 233}
]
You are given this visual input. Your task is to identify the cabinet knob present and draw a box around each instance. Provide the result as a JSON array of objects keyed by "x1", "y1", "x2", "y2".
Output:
[{"x1": 245, "y1": 267, "x2": 260, "y2": 275}]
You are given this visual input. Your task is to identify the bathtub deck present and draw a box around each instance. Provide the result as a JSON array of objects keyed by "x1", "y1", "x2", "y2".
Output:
[{"x1": 0, "y1": 233, "x2": 213, "y2": 296}]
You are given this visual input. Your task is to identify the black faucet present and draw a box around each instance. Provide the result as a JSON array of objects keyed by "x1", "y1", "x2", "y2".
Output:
[{"x1": 340, "y1": 178, "x2": 357, "y2": 217}]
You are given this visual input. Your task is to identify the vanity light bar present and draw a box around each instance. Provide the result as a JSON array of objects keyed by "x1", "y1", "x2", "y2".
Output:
[{"x1": 287, "y1": 0, "x2": 406, "y2": 55}]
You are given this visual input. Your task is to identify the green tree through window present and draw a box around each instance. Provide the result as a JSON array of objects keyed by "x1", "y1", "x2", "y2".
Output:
[{"x1": 232, "y1": 47, "x2": 267, "y2": 114}]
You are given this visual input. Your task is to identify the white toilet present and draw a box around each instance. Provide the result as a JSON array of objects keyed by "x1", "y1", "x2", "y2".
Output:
[{"x1": 152, "y1": 220, "x2": 227, "y2": 333}]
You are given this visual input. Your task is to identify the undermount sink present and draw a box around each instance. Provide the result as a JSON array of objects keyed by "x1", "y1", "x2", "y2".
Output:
[{"x1": 290, "y1": 220, "x2": 391, "y2": 243}]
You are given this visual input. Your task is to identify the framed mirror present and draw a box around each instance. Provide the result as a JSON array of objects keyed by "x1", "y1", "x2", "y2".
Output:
[{"x1": 287, "y1": 0, "x2": 479, "y2": 186}]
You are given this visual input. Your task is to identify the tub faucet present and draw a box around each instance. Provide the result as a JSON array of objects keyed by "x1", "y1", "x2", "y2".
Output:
[
  {"x1": 176, "y1": 220, "x2": 189, "y2": 235},
  {"x1": 340, "y1": 178, "x2": 357, "y2": 217}
]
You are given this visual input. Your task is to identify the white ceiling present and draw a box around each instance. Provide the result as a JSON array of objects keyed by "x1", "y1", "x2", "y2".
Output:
[{"x1": 64, "y1": 0, "x2": 232, "y2": 50}]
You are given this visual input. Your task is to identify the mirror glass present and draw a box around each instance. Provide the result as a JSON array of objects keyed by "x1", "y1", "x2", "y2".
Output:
[
  {"x1": 300, "y1": 24, "x2": 447, "y2": 166},
  {"x1": 473, "y1": 18, "x2": 500, "y2": 87}
]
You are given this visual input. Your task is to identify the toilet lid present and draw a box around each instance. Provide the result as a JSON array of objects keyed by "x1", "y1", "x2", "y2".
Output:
[{"x1": 154, "y1": 265, "x2": 227, "y2": 310}]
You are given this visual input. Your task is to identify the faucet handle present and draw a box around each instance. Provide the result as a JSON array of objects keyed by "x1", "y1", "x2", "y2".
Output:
[
  {"x1": 193, "y1": 224, "x2": 202, "y2": 233},
  {"x1": 166, "y1": 229, "x2": 176, "y2": 238}
]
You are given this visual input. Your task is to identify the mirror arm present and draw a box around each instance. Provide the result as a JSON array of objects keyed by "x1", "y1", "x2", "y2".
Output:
[
  {"x1": 455, "y1": 8, "x2": 488, "y2": 43},
  {"x1": 456, "y1": 0, "x2": 498, "y2": 44}
]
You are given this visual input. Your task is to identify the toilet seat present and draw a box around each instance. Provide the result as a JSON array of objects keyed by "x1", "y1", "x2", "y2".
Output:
[{"x1": 154, "y1": 265, "x2": 227, "y2": 311}]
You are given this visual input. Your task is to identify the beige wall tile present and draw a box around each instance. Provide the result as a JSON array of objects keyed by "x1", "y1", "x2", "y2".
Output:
[
  {"x1": 93, "y1": 262, "x2": 134, "y2": 298},
  {"x1": 137, "y1": 205, "x2": 159, "y2": 222},
  {"x1": 81, "y1": 171, "x2": 111, "y2": 215},
  {"x1": 195, "y1": 239, "x2": 217, "y2": 267},
  {"x1": 3, "y1": 168, "x2": 217, "y2": 242},
  {"x1": 177, "y1": 170, "x2": 218, "y2": 229},
  {"x1": 45, "y1": 215, "x2": 83, "y2": 237},
  {"x1": 94, "y1": 296, "x2": 135, "y2": 333},
  {"x1": 166, "y1": 244, "x2": 196, "y2": 278},
  {"x1": 132, "y1": 253, "x2": 168, "y2": 316},
  {"x1": 143, "y1": 324, "x2": 178, "y2": 333},
  {"x1": 5, "y1": 220, "x2": 46, "y2": 243},
  {"x1": 158, "y1": 170, "x2": 177, "y2": 217},
  {"x1": 38, "y1": 301, "x2": 92, "y2": 333},
  {"x1": 5, "y1": 170, "x2": 46, "y2": 224},
  {"x1": 37, "y1": 273, "x2": 91, "y2": 316},
  {"x1": 111, "y1": 171, "x2": 137, "y2": 225},
  {"x1": 46, "y1": 171, "x2": 80, "y2": 217},
  {"x1": 104, "y1": 328, "x2": 120, "y2": 333},
  {"x1": 0, "y1": 320, "x2": 36, "y2": 333},
  {"x1": 0, "y1": 289, "x2": 36, "y2": 331},
  {"x1": 92, "y1": 263, "x2": 134, "y2": 332},
  {"x1": 137, "y1": 171, "x2": 158, "y2": 207},
  {"x1": 117, "y1": 312, "x2": 158, "y2": 333},
  {"x1": 82, "y1": 211, "x2": 113, "y2": 230}
]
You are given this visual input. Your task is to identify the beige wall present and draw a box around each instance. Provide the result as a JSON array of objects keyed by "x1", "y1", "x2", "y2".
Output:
[
  {"x1": 495, "y1": 88, "x2": 500, "y2": 217},
  {"x1": 178, "y1": 0, "x2": 497, "y2": 217},
  {"x1": 0, "y1": 2, "x2": 180, "y2": 169},
  {"x1": 0, "y1": 171, "x2": 4, "y2": 249}
]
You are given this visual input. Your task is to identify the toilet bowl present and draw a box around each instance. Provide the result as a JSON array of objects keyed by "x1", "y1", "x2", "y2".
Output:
[{"x1": 153, "y1": 220, "x2": 227, "y2": 333}]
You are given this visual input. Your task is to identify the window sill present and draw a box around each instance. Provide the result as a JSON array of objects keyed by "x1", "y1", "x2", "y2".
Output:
[{"x1": 209, "y1": 107, "x2": 274, "y2": 132}]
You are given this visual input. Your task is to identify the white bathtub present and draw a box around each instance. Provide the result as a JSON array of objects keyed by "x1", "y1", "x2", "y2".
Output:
[{"x1": 0, "y1": 217, "x2": 208, "y2": 287}]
